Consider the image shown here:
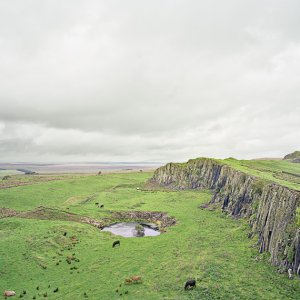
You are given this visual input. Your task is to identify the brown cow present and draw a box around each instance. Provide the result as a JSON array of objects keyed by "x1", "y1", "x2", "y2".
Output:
[
  {"x1": 125, "y1": 276, "x2": 142, "y2": 284},
  {"x1": 131, "y1": 276, "x2": 142, "y2": 283}
]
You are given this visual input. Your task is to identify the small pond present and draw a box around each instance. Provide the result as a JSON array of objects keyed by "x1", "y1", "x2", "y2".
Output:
[{"x1": 101, "y1": 222, "x2": 160, "y2": 238}]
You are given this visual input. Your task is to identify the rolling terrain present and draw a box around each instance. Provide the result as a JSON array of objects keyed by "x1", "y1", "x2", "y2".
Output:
[{"x1": 0, "y1": 158, "x2": 300, "y2": 299}]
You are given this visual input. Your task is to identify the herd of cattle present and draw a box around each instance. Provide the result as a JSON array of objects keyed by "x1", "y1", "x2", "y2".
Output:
[{"x1": 3, "y1": 230, "x2": 196, "y2": 298}]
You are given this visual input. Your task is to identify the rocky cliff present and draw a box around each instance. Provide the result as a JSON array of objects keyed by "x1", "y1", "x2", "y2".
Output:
[{"x1": 150, "y1": 158, "x2": 300, "y2": 275}]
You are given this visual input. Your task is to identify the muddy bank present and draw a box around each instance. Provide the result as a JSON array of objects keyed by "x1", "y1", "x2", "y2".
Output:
[
  {"x1": 1, "y1": 206, "x2": 106, "y2": 229},
  {"x1": 111, "y1": 211, "x2": 176, "y2": 229}
]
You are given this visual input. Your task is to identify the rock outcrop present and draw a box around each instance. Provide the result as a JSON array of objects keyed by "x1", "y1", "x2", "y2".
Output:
[
  {"x1": 111, "y1": 211, "x2": 176, "y2": 229},
  {"x1": 150, "y1": 158, "x2": 300, "y2": 274},
  {"x1": 284, "y1": 151, "x2": 300, "y2": 163}
]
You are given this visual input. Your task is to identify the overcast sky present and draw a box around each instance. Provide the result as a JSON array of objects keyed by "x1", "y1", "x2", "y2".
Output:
[{"x1": 0, "y1": 0, "x2": 299, "y2": 162}]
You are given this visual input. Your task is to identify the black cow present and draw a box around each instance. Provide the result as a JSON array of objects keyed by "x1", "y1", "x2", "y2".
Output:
[
  {"x1": 112, "y1": 240, "x2": 120, "y2": 248},
  {"x1": 184, "y1": 279, "x2": 196, "y2": 290}
]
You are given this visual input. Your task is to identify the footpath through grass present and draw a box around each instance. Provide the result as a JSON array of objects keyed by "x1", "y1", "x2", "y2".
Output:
[{"x1": 0, "y1": 172, "x2": 299, "y2": 299}]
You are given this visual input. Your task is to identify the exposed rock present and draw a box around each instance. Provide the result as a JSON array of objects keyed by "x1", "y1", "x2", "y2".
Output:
[
  {"x1": 4, "y1": 290, "x2": 16, "y2": 297},
  {"x1": 284, "y1": 151, "x2": 300, "y2": 163},
  {"x1": 80, "y1": 216, "x2": 105, "y2": 228},
  {"x1": 134, "y1": 224, "x2": 145, "y2": 237},
  {"x1": 111, "y1": 211, "x2": 176, "y2": 228},
  {"x1": 140, "y1": 222, "x2": 159, "y2": 230},
  {"x1": 150, "y1": 158, "x2": 300, "y2": 274}
]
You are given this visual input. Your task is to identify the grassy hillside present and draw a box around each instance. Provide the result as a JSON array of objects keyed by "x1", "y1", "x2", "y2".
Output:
[
  {"x1": 0, "y1": 171, "x2": 299, "y2": 299},
  {"x1": 219, "y1": 158, "x2": 300, "y2": 191},
  {"x1": 284, "y1": 151, "x2": 300, "y2": 160}
]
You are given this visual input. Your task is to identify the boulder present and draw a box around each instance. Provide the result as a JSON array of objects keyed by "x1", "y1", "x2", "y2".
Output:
[{"x1": 4, "y1": 290, "x2": 16, "y2": 297}]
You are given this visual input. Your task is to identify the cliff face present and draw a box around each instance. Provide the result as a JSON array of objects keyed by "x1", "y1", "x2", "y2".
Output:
[{"x1": 150, "y1": 158, "x2": 300, "y2": 274}]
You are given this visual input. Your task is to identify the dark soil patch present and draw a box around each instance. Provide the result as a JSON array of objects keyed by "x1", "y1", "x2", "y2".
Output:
[{"x1": 16, "y1": 207, "x2": 105, "y2": 228}]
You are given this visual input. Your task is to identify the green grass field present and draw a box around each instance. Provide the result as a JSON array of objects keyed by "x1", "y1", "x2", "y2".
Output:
[{"x1": 0, "y1": 171, "x2": 300, "y2": 299}]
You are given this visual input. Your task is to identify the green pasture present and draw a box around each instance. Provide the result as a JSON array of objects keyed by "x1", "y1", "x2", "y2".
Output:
[{"x1": 0, "y1": 171, "x2": 299, "y2": 299}]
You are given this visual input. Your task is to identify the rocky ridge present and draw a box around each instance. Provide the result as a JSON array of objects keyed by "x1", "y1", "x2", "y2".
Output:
[{"x1": 150, "y1": 158, "x2": 300, "y2": 275}]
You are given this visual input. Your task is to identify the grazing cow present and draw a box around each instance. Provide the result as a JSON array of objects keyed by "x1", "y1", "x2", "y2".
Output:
[
  {"x1": 184, "y1": 279, "x2": 196, "y2": 290},
  {"x1": 112, "y1": 240, "x2": 120, "y2": 248},
  {"x1": 99, "y1": 204, "x2": 104, "y2": 208},
  {"x1": 4, "y1": 290, "x2": 16, "y2": 297},
  {"x1": 131, "y1": 276, "x2": 142, "y2": 283},
  {"x1": 125, "y1": 276, "x2": 142, "y2": 284}
]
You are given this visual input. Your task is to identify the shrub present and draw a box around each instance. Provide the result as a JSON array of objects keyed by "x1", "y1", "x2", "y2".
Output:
[{"x1": 252, "y1": 180, "x2": 265, "y2": 196}]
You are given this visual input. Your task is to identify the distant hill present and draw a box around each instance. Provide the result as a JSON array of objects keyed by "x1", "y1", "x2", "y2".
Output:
[{"x1": 284, "y1": 151, "x2": 300, "y2": 163}]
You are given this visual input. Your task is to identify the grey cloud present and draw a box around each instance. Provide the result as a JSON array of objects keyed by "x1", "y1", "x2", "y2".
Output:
[{"x1": 0, "y1": 0, "x2": 299, "y2": 162}]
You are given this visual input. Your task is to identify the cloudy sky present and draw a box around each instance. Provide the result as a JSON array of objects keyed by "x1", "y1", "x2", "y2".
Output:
[{"x1": 0, "y1": 0, "x2": 299, "y2": 162}]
